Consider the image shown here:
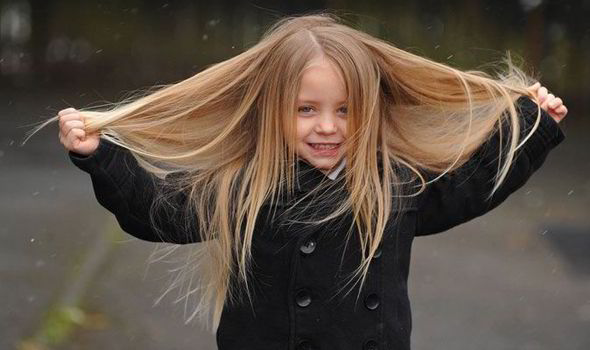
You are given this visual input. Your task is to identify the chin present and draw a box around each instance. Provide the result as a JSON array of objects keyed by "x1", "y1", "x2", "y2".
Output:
[
  {"x1": 297, "y1": 145, "x2": 345, "y2": 171},
  {"x1": 303, "y1": 156, "x2": 341, "y2": 170}
]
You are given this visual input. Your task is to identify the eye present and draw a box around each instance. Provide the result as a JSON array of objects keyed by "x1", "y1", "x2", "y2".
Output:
[
  {"x1": 338, "y1": 106, "x2": 348, "y2": 114},
  {"x1": 298, "y1": 106, "x2": 314, "y2": 113}
]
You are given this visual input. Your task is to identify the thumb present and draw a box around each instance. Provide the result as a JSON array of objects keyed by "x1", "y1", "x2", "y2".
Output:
[{"x1": 527, "y1": 82, "x2": 541, "y2": 91}]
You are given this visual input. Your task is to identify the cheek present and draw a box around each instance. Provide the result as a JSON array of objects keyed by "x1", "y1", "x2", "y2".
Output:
[
  {"x1": 296, "y1": 118, "x2": 311, "y2": 140},
  {"x1": 339, "y1": 120, "x2": 348, "y2": 137}
]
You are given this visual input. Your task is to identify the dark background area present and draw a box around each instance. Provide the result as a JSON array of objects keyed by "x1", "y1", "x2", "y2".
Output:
[{"x1": 1, "y1": 1, "x2": 589, "y2": 349}]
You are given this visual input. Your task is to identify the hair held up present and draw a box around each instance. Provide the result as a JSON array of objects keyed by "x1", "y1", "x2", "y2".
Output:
[{"x1": 27, "y1": 12, "x2": 543, "y2": 331}]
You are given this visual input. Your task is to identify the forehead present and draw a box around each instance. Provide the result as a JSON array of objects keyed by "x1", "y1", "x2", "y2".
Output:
[{"x1": 298, "y1": 56, "x2": 347, "y2": 101}]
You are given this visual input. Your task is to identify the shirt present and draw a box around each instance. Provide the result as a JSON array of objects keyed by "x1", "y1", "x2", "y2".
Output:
[{"x1": 327, "y1": 158, "x2": 346, "y2": 180}]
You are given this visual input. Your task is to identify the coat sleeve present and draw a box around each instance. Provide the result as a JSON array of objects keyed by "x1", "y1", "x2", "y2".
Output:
[
  {"x1": 68, "y1": 138, "x2": 201, "y2": 244},
  {"x1": 414, "y1": 96, "x2": 566, "y2": 237}
]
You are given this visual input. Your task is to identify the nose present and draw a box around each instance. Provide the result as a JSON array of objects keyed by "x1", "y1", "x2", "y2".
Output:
[{"x1": 314, "y1": 113, "x2": 338, "y2": 134}]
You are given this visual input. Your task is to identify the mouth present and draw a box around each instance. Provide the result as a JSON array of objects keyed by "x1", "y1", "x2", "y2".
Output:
[
  {"x1": 307, "y1": 143, "x2": 341, "y2": 150},
  {"x1": 306, "y1": 142, "x2": 342, "y2": 156}
]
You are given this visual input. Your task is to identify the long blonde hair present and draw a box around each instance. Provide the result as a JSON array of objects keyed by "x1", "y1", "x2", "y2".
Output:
[{"x1": 26, "y1": 12, "x2": 543, "y2": 331}]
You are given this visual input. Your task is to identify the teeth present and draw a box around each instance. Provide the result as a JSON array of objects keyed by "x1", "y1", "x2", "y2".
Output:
[{"x1": 310, "y1": 143, "x2": 339, "y2": 150}]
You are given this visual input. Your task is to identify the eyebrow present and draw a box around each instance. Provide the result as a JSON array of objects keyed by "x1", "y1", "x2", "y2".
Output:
[{"x1": 297, "y1": 99, "x2": 348, "y2": 104}]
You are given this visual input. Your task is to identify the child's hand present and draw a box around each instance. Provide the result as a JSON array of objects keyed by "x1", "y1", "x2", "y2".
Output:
[
  {"x1": 527, "y1": 82, "x2": 568, "y2": 123},
  {"x1": 58, "y1": 108, "x2": 100, "y2": 156}
]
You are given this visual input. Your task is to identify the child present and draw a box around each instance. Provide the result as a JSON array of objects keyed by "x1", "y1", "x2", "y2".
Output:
[{"x1": 35, "y1": 13, "x2": 567, "y2": 350}]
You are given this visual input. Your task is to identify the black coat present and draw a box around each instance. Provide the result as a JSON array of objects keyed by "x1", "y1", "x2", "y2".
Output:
[{"x1": 69, "y1": 96, "x2": 565, "y2": 350}]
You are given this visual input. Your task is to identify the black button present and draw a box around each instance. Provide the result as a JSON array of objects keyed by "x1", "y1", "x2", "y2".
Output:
[
  {"x1": 373, "y1": 246, "x2": 382, "y2": 259},
  {"x1": 297, "y1": 339, "x2": 314, "y2": 350},
  {"x1": 295, "y1": 289, "x2": 312, "y2": 307},
  {"x1": 364, "y1": 293, "x2": 380, "y2": 310},
  {"x1": 300, "y1": 239, "x2": 316, "y2": 255},
  {"x1": 363, "y1": 339, "x2": 379, "y2": 350}
]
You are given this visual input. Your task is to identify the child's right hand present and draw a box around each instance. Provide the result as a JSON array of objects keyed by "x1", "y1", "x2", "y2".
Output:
[{"x1": 58, "y1": 107, "x2": 100, "y2": 156}]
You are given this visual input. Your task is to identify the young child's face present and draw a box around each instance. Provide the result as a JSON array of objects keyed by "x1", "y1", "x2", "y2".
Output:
[{"x1": 295, "y1": 56, "x2": 348, "y2": 174}]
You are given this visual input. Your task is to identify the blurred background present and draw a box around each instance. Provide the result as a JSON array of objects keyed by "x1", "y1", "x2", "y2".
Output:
[{"x1": 1, "y1": 0, "x2": 589, "y2": 349}]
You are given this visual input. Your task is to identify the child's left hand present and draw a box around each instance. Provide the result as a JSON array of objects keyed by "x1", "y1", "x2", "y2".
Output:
[{"x1": 527, "y1": 82, "x2": 568, "y2": 123}]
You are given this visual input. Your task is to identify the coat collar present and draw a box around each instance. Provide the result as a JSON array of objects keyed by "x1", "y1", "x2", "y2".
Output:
[{"x1": 294, "y1": 158, "x2": 346, "y2": 194}]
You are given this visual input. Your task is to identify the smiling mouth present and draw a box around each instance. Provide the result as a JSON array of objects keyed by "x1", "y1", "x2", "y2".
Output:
[{"x1": 308, "y1": 143, "x2": 341, "y2": 150}]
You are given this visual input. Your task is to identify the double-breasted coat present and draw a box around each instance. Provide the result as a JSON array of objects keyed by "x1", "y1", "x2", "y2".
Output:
[{"x1": 68, "y1": 96, "x2": 565, "y2": 350}]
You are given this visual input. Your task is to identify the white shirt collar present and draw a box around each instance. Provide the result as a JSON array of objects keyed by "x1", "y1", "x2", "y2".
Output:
[{"x1": 326, "y1": 158, "x2": 346, "y2": 180}]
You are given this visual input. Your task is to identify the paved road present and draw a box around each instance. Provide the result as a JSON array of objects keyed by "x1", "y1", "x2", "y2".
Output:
[{"x1": 2, "y1": 91, "x2": 589, "y2": 349}]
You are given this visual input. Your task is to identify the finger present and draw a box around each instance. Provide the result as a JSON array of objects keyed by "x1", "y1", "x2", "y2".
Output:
[
  {"x1": 541, "y1": 93, "x2": 555, "y2": 110},
  {"x1": 537, "y1": 90, "x2": 547, "y2": 106},
  {"x1": 528, "y1": 82, "x2": 541, "y2": 91},
  {"x1": 59, "y1": 131, "x2": 71, "y2": 149},
  {"x1": 548, "y1": 97, "x2": 562, "y2": 109},
  {"x1": 555, "y1": 105, "x2": 568, "y2": 116},
  {"x1": 67, "y1": 128, "x2": 86, "y2": 149},
  {"x1": 58, "y1": 112, "x2": 83, "y2": 129},
  {"x1": 58, "y1": 108, "x2": 78, "y2": 117},
  {"x1": 62, "y1": 119, "x2": 85, "y2": 139},
  {"x1": 538, "y1": 87, "x2": 548, "y2": 100}
]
